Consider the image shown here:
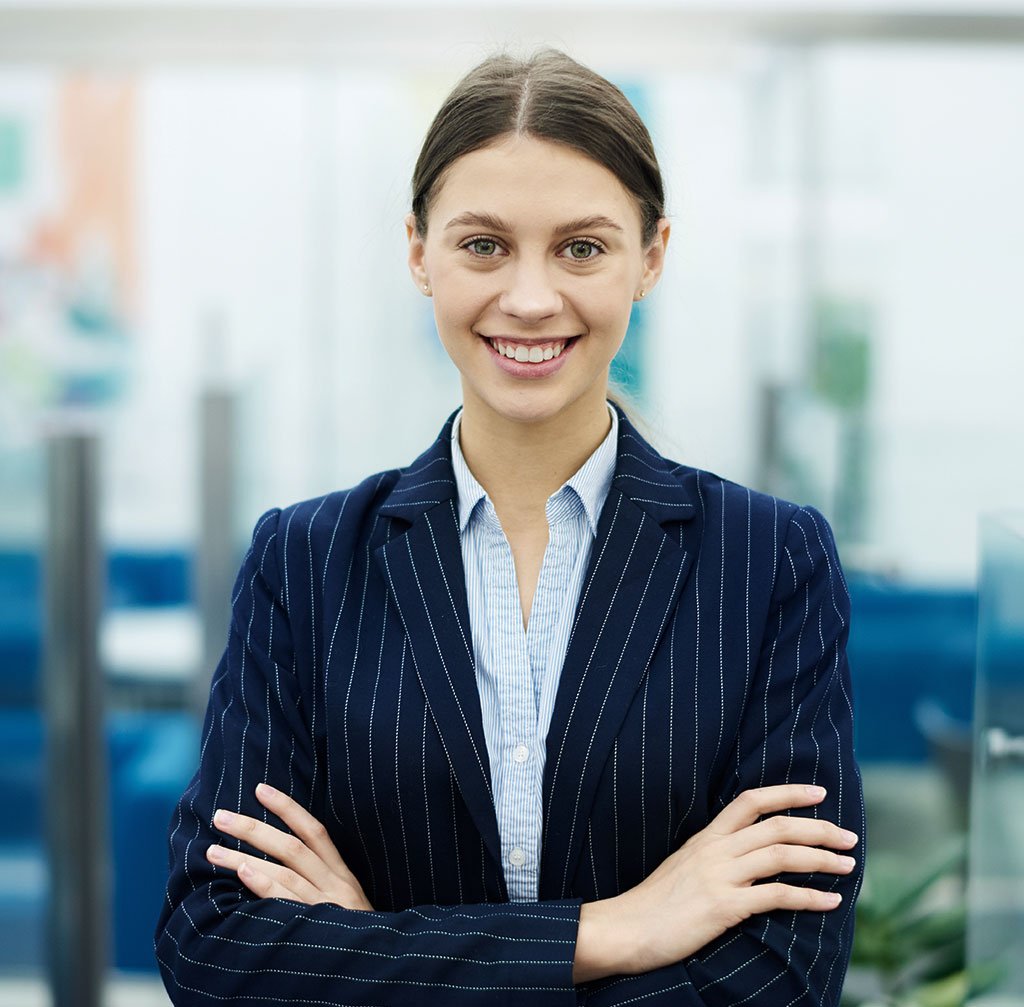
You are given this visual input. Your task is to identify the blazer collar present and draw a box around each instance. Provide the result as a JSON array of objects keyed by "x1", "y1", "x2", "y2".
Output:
[
  {"x1": 378, "y1": 410, "x2": 459, "y2": 523},
  {"x1": 379, "y1": 403, "x2": 698, "y2": 528}
]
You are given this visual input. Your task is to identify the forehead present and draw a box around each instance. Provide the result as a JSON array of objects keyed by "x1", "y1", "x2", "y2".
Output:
[{"x1": 430, "y1": 135, "x2": 643, "y2": 236}]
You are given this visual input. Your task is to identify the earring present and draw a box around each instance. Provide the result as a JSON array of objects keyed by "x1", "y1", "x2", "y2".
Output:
[
  {"x1": 422, "y1": 283, "x2": 431, "y2": 294},
  {"x1": 638, "y1": 288, "x2": 646, "y2": 299}
]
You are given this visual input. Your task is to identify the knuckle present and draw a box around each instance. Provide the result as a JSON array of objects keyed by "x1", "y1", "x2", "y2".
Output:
[
  {"x1": 830, "y1": 823, "x2": 852, "y2": 844},
  {"x1": 740, "y1": 788, "x2": 763, "y2": 809},
  {"x1": 783, "y1": 886, "x2": 804, "y2": 907},
  {"x1": 768, "y1": 843, "x2": 788, "y2": 864},
  {"x1": 283, "y1": 834, "x2": 306, "y2": 859},
  {"x1": 752, "y1": 882, "x2": 784, "y2": 910},
  {"x1": 330, "y1": 882, "x2": 360, "y2": 910},
  {"x1": 309, "y1": 820, "x2": 329, "y2": 843},
  {"x1": 722, "y1": 892, "x2": 748, "y2": 926},
  {"x1": 806, "y1": 887, "x2": 827, "y2": 908}
]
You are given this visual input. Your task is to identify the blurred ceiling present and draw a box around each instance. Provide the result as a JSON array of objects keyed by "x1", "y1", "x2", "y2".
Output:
[{"x1": 1, "y1": 3, "x2": 1024, "y2": 67}]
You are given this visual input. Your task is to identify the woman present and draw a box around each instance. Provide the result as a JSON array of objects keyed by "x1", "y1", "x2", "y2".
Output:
[{"x1": 156, "y1": 49, "x2": 864, "y2": 1006}]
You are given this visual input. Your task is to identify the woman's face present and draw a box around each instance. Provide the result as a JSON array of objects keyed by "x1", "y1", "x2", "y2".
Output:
[{"x1": 406, "y1": 134, "x2": 669, "y2": 430}]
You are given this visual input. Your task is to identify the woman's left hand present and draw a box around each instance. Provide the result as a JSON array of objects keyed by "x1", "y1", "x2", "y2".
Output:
[{"x1": 206, "y1": 782, "x2": 374, "y2": 911}]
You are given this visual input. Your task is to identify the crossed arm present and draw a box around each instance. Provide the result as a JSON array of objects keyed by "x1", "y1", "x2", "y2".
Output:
[{"x1": 208, "y1": 781, "x2": 858, "y2": 984}]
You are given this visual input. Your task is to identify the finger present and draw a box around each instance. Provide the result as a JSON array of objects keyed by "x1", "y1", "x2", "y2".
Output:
[
  {"x1": 212, "y1": 808, "x2": 334, "y2": 891},
  {"x1": 254, "y1": 784, "x2": 359, "y2": 883},
  {"x1": 733, "y1": 844, "x2": 856, "y2": 883},
  {"x1": 254, "y1": 784, "x2": 343, "y2": 866},
  {"x1": 741, "y1": 881, "x2": 843, "y2": 916},
  {"x1": 236, "y1": 859, "x2": 307, "y2": 904},
  {"x1": 711, "y1": 786, "x2": 829, "y2": 835},
  {"x1": 206, "y1": 844, "x2": 323, "y2": 905},
  {"x1": 729, "y1": 814, "x2": 859, "y2": 858}
]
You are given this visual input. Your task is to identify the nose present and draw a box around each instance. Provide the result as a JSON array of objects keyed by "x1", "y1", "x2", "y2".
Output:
[{"x1": 497, "y1": 259, "x2": 563, "y2": 324}]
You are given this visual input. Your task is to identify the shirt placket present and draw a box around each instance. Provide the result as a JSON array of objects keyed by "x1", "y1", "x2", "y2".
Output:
[{"x1": 482, "y1": 504, "x2": 540, "y2": 900}]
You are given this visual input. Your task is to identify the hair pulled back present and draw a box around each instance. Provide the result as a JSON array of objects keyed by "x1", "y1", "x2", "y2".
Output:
[{"x1": 411, "y1": 49, "x2": 665, "y2": 245}]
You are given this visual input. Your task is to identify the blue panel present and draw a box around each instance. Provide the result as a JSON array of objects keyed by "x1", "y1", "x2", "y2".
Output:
[
  {"x1": 847, "y1": 578, "x2": 976, "y2": 762},
  {"x1": 0, "y1": 549, "x2": 194, "y2": 704},
  {"x1": 0, "y1": 710, "x2": 200, "y2": 973}
]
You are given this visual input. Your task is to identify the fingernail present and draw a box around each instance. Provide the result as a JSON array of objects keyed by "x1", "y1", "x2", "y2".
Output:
[
  {"x1": 213, "y1": 809, "x2": 234, "y2": 827},
  {"x1": 806, "y1": 786, "x2": 826, "y2": 798},
  {"x1": 256, "y1": 783, "x2": 277, "y2": 798},
  {"x1": 841, "y1": 829, "x2": 859, "y2": 843},
  {"x1": 839, "y1": 856, "x2": 856, "y2": 870},
  {"x1": 826, "y1": 892, "x2": 842, "y2": 905},
  {"x1": 207, "y1": 844, "x2": 225, "y2": 861}
]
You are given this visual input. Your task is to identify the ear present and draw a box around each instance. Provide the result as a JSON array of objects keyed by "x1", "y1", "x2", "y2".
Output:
[
  {"x1": 405, "y1": 212, "x2": 431, "y2": 295},
  {"x1": 636, "y1": 217, "x2": 671, "y2": 299}
]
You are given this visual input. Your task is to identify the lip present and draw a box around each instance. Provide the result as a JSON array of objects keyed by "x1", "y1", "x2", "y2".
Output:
[
  {"x1": 480, "y1": 334, "x2": 579, "y2": 379},
  {"x1": 481, "y1": 335, "x2": 579, "y2": 345}
]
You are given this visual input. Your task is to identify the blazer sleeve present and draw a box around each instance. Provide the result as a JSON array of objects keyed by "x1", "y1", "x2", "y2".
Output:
[
  {"x1": 155, "y1": 507, "x2": 581, "y2": 1007},
  {"x1": 579, "y1": 505, "x2": 865, "y2": 1007}
]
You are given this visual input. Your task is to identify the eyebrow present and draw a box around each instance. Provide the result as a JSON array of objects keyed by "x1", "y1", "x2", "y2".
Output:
[{"x1": 443, "y1": 211, "x2": 625, "y2": 235}]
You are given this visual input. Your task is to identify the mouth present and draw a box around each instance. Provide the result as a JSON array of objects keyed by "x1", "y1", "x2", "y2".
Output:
[{"x1": 481, "y1": 335, "x2": 580, "y2": 363}]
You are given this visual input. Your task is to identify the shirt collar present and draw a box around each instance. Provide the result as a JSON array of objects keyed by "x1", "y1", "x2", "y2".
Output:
[{"x1": 450, "y1": 403, "x2": 618, "y2": 537}]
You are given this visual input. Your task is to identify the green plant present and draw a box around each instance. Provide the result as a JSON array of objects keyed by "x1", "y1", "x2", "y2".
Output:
[{"x1": 842, "y1": 836, "x2": 1002, "y2": 1007}]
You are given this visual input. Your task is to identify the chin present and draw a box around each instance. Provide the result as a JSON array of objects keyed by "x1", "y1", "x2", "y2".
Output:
[{"x1": 477, "y1": 385, "x2": 597, "y2": 429}]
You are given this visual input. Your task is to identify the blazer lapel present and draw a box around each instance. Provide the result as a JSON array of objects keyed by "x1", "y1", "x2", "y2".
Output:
[
  {"x1": 374, "y1": 416, "x2": 504, "y2": 873},
  {"x1": 539, "y1": 412, "x2": 698, "y2": 899}
]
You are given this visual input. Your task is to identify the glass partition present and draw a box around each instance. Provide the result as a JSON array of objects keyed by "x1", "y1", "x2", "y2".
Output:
[{"x1": 968, "y1": 513, "x2": 1024, "y2": 1004}]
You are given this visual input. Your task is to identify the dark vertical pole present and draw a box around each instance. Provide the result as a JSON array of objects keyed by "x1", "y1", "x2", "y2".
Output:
[
  {"x1": 755, "y1": 380, "x2": 783, "y2": 496},
  {"x1": 195, "y1": 387, "x2": 237, "y2": 718},
  {"x1": 44, "y1": 426, "x2": 108, "y2": 1007}
]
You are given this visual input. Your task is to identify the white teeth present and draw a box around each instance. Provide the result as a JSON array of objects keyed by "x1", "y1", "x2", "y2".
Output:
[{"x1": 488, "y1": 338, "x2": 570, "y2": 362}]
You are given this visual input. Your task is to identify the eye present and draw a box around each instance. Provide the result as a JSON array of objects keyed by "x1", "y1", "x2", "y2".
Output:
[
  {"x1": 460, "y1": 236, "x2": 505, "y2": 257},
  {"x1": 558, "y1": 238, "x2": 605, "y2": 262}
]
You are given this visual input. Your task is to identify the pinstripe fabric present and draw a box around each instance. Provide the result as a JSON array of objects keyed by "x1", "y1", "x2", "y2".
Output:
[
  {"x1": 450, "y1": 405, "x2": 617, "y2": 902},
  {"x1": 156, "y1": 405, "x2": 865, "y2": 1006}
]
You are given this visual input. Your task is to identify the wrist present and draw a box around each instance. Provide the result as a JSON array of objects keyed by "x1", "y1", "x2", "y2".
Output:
[{"x1": 573, "y1": 896, "x2": 630, "y2": 984}]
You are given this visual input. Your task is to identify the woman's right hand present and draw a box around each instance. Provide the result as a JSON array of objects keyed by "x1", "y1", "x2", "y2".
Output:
[{"x1": 573, "y1": 784, "x2": 859, "y2": 984}]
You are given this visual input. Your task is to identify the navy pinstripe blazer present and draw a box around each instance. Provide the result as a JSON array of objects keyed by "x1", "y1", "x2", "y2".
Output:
[{"x1": 156, "y1": 405, "x2": 865, "y2": 1006}]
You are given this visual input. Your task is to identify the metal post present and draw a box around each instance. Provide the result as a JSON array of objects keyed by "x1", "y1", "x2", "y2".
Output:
[
  {"x1": 43, "y1": 423, "x2": 109, "y2": 1007},
  {"x1": 195, "y1": 386, "x2": 237, "y2": 718}
]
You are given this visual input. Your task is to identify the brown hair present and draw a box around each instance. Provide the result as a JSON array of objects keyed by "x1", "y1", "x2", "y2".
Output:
[{"x1": 411, "y1": 49, "x2": 665, "y2": 245}]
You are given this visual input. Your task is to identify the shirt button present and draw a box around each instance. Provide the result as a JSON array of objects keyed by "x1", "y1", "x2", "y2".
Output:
[
  {"x1": 509, "y1": 847, "x2": 527, "y2": 867},
  {"x1": 513, "y1": 744, "x2": 529, "y2": 763}
]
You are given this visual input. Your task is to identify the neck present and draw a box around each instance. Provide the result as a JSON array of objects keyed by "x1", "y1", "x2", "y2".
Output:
[{"x1": 457, "y1": 392, "x2": 612, "y2": 530}]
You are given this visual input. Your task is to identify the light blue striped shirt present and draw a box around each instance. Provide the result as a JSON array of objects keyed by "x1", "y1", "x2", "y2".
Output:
[{"x1": 450, "y1": 403, "x2": 618, "y2": 901}]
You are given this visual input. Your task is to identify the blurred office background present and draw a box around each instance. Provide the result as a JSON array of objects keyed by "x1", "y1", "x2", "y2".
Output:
[{"x1": 1, "y1": 2, "x2": 1023, "y2": 1004}]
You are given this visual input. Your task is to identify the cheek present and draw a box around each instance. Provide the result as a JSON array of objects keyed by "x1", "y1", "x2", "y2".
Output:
[
  {"x1": 433, "y1": 292, "x2": 478, "y2": 335},
  {"x1": 431, "y1": 274, "x2": 494, "y2": 331},
  {"x1": 583, "y1": 283, "x2": 636, "y2": 335}
]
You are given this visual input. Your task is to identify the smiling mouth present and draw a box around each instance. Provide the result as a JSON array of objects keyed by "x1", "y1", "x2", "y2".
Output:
[{"x1": 483, "y1": 336, "x2": 579, "y2": 362}]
